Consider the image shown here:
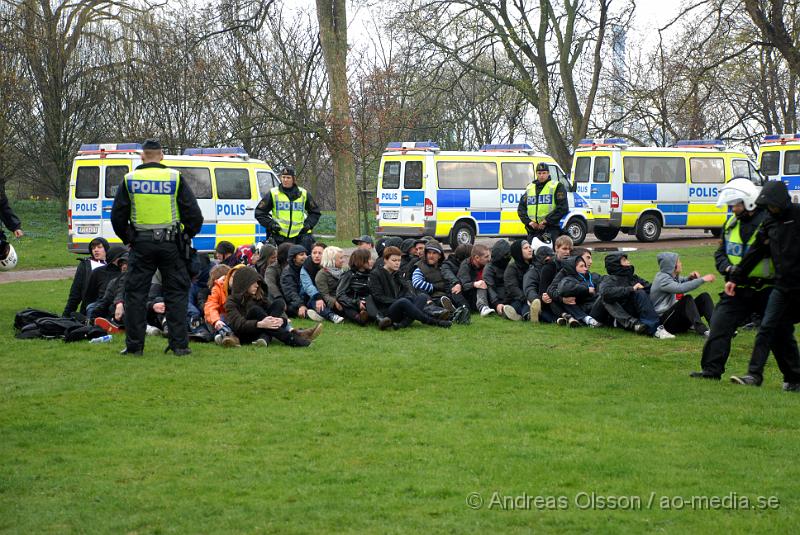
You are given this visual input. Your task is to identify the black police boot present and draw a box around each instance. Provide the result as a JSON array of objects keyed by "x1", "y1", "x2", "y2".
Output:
[
  {"x1": 120, "y1": 347, "x2": 143, "y2": 356},
  {"x1": 164, "y1": 345, "x2": 192, "y2": 357}
]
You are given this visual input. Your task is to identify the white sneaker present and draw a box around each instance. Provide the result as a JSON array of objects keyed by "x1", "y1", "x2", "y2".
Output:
[
  {"x1": 146, "y1": 325, "x2": 162, "y2": 337},
  {"x1": 502, "y1": 305, "x2": 521, "y2": 321},
  {"x1": 529, "y1": 299, "x2": 541, "y2": 323},
  {"x1": 306, "y1": 309, "x2": 324, "y2": 322},
  {"x1": 585, "y1": 316, "x2": 600, "y2": 328},
  {"x1": 654, "y1": 325, "x2": 676, "y2": 339},
  {"x1": 330, "y1": 313, "x2": 344, "y2": 324},
  {"x1": 480, "y1": 306, "x2": 495, "y2": 317}
]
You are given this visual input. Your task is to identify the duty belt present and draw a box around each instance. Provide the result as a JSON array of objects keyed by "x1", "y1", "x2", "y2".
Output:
[{"x1": 134, "y1": 227, "x2": 178, "y2": 242}]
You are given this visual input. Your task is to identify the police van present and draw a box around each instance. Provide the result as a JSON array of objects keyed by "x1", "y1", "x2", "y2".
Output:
[
  {"x1": 572, "y1": 138, "x2": 762, "y2": 242},
  {"x1": 757, "y1": 133, "x2": 800, "y2": 201},
  {"x1": 375, "y1": 142, "x2": 594, "y2": 248},
  {"x1": 68, "y1": 143, "x2": 279, "y2": 253}
]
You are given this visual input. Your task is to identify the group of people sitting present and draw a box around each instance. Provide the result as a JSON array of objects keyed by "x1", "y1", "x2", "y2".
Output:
[{"x1": 62, "y1": 231, "x2": 719, "y2": 349}]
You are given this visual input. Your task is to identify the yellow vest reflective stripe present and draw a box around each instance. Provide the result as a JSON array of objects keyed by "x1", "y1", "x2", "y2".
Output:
[
  {"x1": 724, "y1": 215, "x2": 774, "y2": 282},
  {"x1": 526, "y1": 180, "x2": 558, "y2": 223},
  {"x1": 125, "y1": 167, "x2": 180, "y2": 229},
  {"x1": 270, "y1": 186, "x2": 307, "y2": 238}
]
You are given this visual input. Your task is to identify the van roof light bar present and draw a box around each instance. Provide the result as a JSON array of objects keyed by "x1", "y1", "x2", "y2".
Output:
[
  {"x1": 479, "y1": 143, "x2": 535, "y2": 152},
  {"x1": 762, "y1": 133, "x2": 800, "y2": 144},
  {"x1": 183, "y1": 147, "x2": 249, "y2": 159},
  {"x1": 77, "y1": 143, "x2": 143, "y2": 158},
  {"x1": 577, "y1": 138, "x2": 629, "y2": 149},
  {"x1": 385, "y1": 141, "x2": 440, "y2": 152},
  {"x1": 674, "y1": 139, "x2": 726, "y2": 149}
]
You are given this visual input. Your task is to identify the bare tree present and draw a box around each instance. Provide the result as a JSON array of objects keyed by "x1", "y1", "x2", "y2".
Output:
[{"x1": 745, "y1": 0, "x2": 800, "y2": 77}]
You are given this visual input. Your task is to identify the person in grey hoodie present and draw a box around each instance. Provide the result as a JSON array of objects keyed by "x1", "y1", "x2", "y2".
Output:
[{"x1": 650, "y1": 252, "x2": 715, "y2": 336}]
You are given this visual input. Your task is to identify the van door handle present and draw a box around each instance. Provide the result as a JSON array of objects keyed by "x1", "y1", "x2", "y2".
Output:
[
  {"x1": 245, "y1": 207, "x2": 255, "y2": 211},
  {"x1": 102, "y1": 207, "x2": 112, "y2": 212}
]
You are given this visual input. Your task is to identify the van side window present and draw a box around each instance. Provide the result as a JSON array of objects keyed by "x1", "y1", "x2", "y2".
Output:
[
  {"x1": 437, "y1": 161, "x2": 497, "y2": 189},
  {"x1": 501, "y1": 162, "x2": 534, "y2": 189},
  {"x1": 546, "y1": 164, "x2": 567, "y2": 183},
  {"x1": 760, "y1": 152, "x2": 780, "y2": 176},
  {"x1": 623, "y1": 156, "x2": 685, "y2": 183},
  {"x1": 75, "y1": 166, "x2": 99, "y2": 198},
  {"x1": 105, "y1": 166, "x2": 128, "y2": 198},
  {"x1": 172, "y1": 167, "x2": 212, "y2": 199},
  {"x1": 593, "y1": 157, "x2": 610, "y2": 183},
  {"x1": 382, "y1": 161, "x2": 401, "y2": 189},
  {"x1": 573, "y1": 157, "x2": 590, "y2": 183},
  {"x1": 257, "y1": 171, "x2": 277, "y2": 197},
  {"x1": 690, "y1": 158, "x2": 724, "y2": 183},
  {"x1": 215, "y1": 168, "x2": 251, "y2": 199},
  {"x1": 404, "y1": 161, "x2": 423, "y2": 189},
  {"x1": 784, "y1": 150, "x2": 800, "y2": 175}
]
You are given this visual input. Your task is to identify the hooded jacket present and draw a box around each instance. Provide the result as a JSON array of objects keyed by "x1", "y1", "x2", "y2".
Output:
[
  {"x1": 204, "y1": 264, "x2": 247, "y2": 326},
  {"x1": 599, "y1": 253, "x2": 651, "y2": 303},
  {"x1": 504, "y1": 239, "x2": 531, "y2": 303},
  {"x1": 734, "y1": 180, "x2": 800, "y2": 290},
  {"x1": 82, "y1": 245, "x2": 128, "y2": 309},
  {"x1": 441, "y1": 245, "x2": 471, "y2": 283},
  {"x1": 225, "y1": 267, "x2": 274, "y2": 336},
  {"x1": 280, "y1": 245, "x2": 311, "y2": 311},
  {"x1": 649, "y1": 252, "x2": 707, "y2": 314},
  {"x1": 522, "y1": 246, "x2": 554, "y2": 302},
  {"x1": 548, "y1": 256, "x2": 597, "y2": 305},
  {"x1": 63, "y1": 237, "x2": 110, "y2": 316},
  {"x1": 483, "y1": 240, "x2": 512, "y2": 307},
  {"x1": 411, "y1": 239, "x2": 456, "y2": 297}
]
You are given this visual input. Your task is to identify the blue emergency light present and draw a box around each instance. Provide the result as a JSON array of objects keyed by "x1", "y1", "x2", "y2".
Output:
[
  {"x1": 479, "y1": 143, "x2": 534, "y2": 151},
  {"x1": 79, "y1": 143, "x2": 143, "y2": 152},
  {"x1": 578, "y1": 138, "x2": 628, "y2": 147},
  {"x1": 385, "y1": 141, "x2": 440, "y2": 150},
  {"x1": 674, "y1": 139, "x2": 725, "y2": 148},
  {"x1": 762, "y1": 133, "x2": 800, "y2": 143},
  {"x1": 183, "y1": 147, "x2": 248, "y2": 156}
]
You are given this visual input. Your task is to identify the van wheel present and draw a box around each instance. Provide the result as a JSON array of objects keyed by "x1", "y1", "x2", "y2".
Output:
[
  {"x1": 635, "y1": 214, "x2": 661, "y2": 242},
  {"x1": 593, "y1": 226, "x2": 620, "y2": 242},
  {"x1": 564, "y1": 218, "x2": 587, "y2": 245},
  {"x1": 449, "y1": 221, "x2": 475, "y2": 250}
]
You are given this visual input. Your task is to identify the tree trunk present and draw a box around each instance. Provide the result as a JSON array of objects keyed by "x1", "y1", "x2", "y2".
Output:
[{"x1": 315, "y1": 0, "x2": 359, "y2": 239}]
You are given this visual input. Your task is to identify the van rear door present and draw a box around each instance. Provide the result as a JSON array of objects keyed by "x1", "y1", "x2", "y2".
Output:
[
  {"x1": 70, "y1": 163, "x2": 103, "y2": 250},
  {"x1": 100, "y1": 161, "x2": 133, "y2": 243},
  {"x1": 378, "y1": 159, "x2": 402, "y2": 223},
  {"x1": 401, "y1": 159, "x2": 425, "y2": 225}
]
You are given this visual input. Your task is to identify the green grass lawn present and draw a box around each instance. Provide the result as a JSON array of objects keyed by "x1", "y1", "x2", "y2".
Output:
[{"x1": 2, "y1": 248, "x2": 799, "y2": 533}]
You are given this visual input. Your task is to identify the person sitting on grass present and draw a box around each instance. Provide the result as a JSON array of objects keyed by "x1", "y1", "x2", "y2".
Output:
[
  {"x1": 297, "y1": 242, "x2": 344, "y2": 324},
  {"x1": 599, "y1": 252, "x2": 674, "y2": 339},
  {"x1": 457, "y1": 243, "x2": 493, "y2": 317},
  {"x1": 225, "y1": 267, "x2": 321, "y2": 348},
  {"x1": 91, "y1": 252, "x2": 129, "y2": 334},
  {"x1": 399, "y1": 238, "x2": 426, "y2": 280},
  {"x1": 410, "y1": 238, "x2": 468, "y2": 321},
  {"x1": 373, "y1": 236, "x2": 403, "y2": 271},
  {"x1": 215, "y1": 241, "x2": 238, "y2": 267},
  {"x1": 503, "y1": 239, "x2": 533, "y2": 321},
  {"x1": 265, "y1": 242, "x2": 292, "y2": 302},
  {"x1": 368, "y1": 246, "x2": 452, "y2": 330},
  {"x1": 63, "y1": 236, "x2": 109, "y2": 318},
  {"x1": 650, "y1": 252, "x2": 715, "y2": 337},
  {"x1": 254, "y1": 243, "x2": 277, "y2": 279},
  {"x1": 523, "y1": 245, "x2": 555, "y2": 323},
  {"x1": 204, "y1": 263, "x2": 240, "y2": 347},
  {"x1": 315, "y1": 246, "x2": 347, "y2": 322},
  {"x1": 84, "y1": 245, "x2": 129, "y2": 322},
  {"x1": 442, "y1": 243, "x2": 472, "y2": 284},
  {"x1": 547, "y1": 255, "x2": 605, "y2": 328},
  {"x1": 336, "y1": 248, "x2": 373, "y2": 325},
  {"x1": 483, "y1": 239, "x2": 516, "y2": 320}
]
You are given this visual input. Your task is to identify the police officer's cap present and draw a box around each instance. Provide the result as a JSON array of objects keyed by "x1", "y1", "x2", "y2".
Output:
[
  {"x1": 142, "y1": 139, "x2": 162, "y2": 151},
  {"x1": 280, "y1": 166, "x2": 296, "y2": 177},
  {"x1": 536, "y1": 162, "x2": 549, "y2": 172}
]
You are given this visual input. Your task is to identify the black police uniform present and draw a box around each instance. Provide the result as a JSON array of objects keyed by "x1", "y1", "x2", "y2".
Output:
[
  {"x1": 696, "y1": 209, "x2": 773, "y2": 379},
  {"x1": 111, "y1": 141, "x2": 203, "y2": 355}
]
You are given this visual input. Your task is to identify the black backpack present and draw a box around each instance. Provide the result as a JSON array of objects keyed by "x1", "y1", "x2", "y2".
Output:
[{"x1": 14, "y1": 308, "x2": 59, "y2": 331}]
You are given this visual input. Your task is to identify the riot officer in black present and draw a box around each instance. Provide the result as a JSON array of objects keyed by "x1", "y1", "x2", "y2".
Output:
[{"x1": 111, "y1": 139, "x2": 203, "y2": 356}]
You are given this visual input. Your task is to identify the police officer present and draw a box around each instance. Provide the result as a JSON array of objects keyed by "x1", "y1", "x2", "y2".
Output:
[
  {"x1": 691, "y1": 179, "x2": 774, "y2": 380},
  {"x1": 255, "y1": 166, "x2": 321, "y2": 252},
  {"x1": 517, "y1": 162, "x2": 568, "y2": 244},
  {"x1": 726, "y1": 180, "x2": 800, "y2": 391},
  {"x1": 111, "y1": 139, "x2": 203, "y2": 356},
  {"x1": 0, "y1": 190, "x2": 24, "y2": 267}
]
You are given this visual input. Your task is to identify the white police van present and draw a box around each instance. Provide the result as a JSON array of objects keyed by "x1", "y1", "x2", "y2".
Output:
[
  {"x1": 68, "y1": 143, "x2": 278, "y2": 253},
  {"x1": 375, "y1": 142, "x2": 594, "y2": 247}
]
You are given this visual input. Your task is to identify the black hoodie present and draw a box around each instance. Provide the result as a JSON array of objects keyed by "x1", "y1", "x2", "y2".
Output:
[
  {"x1": 483, "y1": 240, "x2": 512, "y2": 307},
  {"x1": 599, "y1": 253, "x2": 651, "y2": 303},
  {"x1": 225, "y1": 267, "x2": 274, "y2": 336},
  {"x1": 549, "y1": 256, "x2": 596, "y2": 304},
  {"x1": 504, "y1": 239, "x2": 532, "y2": 303},
  {"x1": 280, "y1": 245, "x2": 308, "y2": 311},
  {"x1": 522, "y1": 246, "x2": 554, "y2": 302},
  {"x1": 63, "y1": 237, "x2": 110, "y2": 316},
  {"x1": 734, "y1": 180, "x2": 800, "y2": 290}
]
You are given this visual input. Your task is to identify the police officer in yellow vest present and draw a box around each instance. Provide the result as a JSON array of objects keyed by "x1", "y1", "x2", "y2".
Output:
[
  {"x1": 517, "y1": 162, "x2": 568, "y2": 244},
  {"x1": 255, "y1": 166, "x2": 321, "y2": 252},
  {"x1": 692, "y1": 179, "x2": 775, "y2": 380},
  {"x1": 111, "y1": 139, "x2": 203, "y2": 356}
]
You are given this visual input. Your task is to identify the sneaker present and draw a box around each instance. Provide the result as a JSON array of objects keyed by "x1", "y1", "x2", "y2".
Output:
[
  {"x1": 214, "y1": 333, "x2": 224, "y2": 345},
  {"x1": 689, "y1": 371, "x2": 721, "y2": 380},
  {"x1": 146, "y1": 325, "x2": 162, "y2": 337},
  {"x1": 330, "y1": 313, "x2": 345, "y2": 324},
  {"x1": 378, "y1": 316, "x2": 393, "y2": 330},
  {"x1": 306, "y1": 309, "x2": 324, "y2": 322},
  {"x1": 252, "y1": 336, "x2": 269, "y2": 347},
  {"x1": 556, "y1": 314, "x2": 568, "y2": 327},
  {"x1": 633, "y1": 322, "x2": 649, "y2": 335},
  {"x1": 294, "y1": 322, "x2": 323, "y2": 342},
  {"x1": 480, "y1": 306, "x2": 495, "y2": 317},
  {"x1": 654, "y1": 325, "x2": 675, "y2": 339},
  {"x1": 160, "y1": 319, "x2": 169, "y2": 336},
  {"x1": 94, "y1": 317, "x2": 122, "y2": 334},
  {"x1": 502, "y1": 305, "x2": 521, "y2": 321},
  {"x1": 585, "y1": 316, "x2": 601, "y2": 328},
  {"x1": 730, "y1": 374, "x2": 761, "y2": 386},
  {"x1": 439, "y1": 296, "x2": 455, "y2": 313},
  {"x1": 567, "y1": 316, "x2": 581, "y2": 328},
  {"x1": 453, "y1": 306, "x2": 471, "y2": 325},
  {"x1": 529, "y1": 299, "x2": 541, "y2": 324},
  {"x1": 221, "y1": 334, "x2": 241, "y2": 348},
  {"x1": 782, "y1": 382, "x2": 800, "y2": 392}
]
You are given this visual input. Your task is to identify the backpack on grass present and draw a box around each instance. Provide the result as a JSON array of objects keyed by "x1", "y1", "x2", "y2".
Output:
[{"x1": 14, "y1": 308, "x2": 59, "y2": 331}]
